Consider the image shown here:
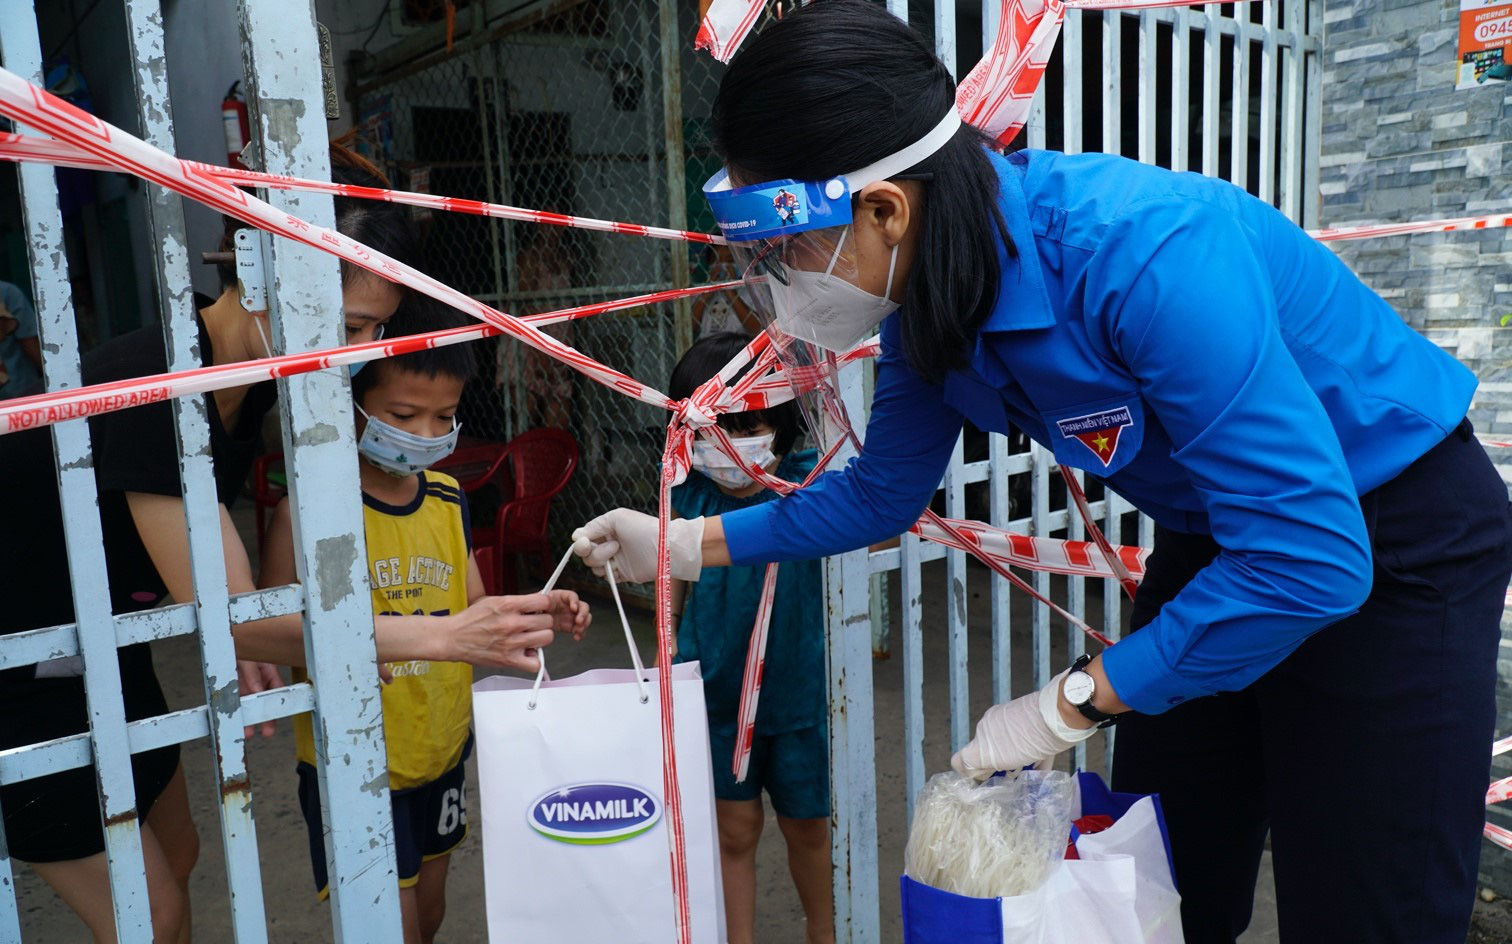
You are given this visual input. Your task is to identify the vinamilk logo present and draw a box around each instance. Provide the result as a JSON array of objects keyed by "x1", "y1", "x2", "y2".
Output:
[{"x1": 528, "y1": 783, "x2": 662, "y2": 845}]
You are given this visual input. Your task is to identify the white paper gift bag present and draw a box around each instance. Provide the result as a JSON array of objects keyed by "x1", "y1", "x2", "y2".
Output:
[{"x1": 472, "y1": 591, "x2": 726, "y2": 944}]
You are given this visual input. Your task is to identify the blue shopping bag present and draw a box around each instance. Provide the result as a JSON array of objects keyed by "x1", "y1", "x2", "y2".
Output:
[{"x1": 901, "y1": 773, "x2": 1183, "y2": 944}]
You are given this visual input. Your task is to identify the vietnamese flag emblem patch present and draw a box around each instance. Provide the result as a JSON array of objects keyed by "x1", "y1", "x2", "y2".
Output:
[{"x1": 1055, "y1": 406, "x2": 1134, "y2": 468}]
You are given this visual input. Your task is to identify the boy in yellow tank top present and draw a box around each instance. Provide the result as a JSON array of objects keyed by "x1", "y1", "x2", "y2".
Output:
[{"x1": 260, "y1": 309, "x2": 588, "y2": 944}]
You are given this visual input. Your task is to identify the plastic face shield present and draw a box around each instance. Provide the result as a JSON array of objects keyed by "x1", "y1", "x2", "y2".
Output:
[{"x1": 702, "y1": 109, "x2": 961, "y2": 449}]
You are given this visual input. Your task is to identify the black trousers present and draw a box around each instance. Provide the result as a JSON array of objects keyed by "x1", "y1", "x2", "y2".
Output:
[{"x1": 1111, "y1": 421, "x2": 1512, "y2": 944}]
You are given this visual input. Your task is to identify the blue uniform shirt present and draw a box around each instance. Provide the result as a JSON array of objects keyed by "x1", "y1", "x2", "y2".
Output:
[{"x1": 723, "y1": 149, "x2": 1476, "y2": 714}]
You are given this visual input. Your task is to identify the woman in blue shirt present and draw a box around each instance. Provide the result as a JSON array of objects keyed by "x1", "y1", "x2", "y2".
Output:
[{"x1": 574, "y1": 4, "x2": 1512, "y2": 941}]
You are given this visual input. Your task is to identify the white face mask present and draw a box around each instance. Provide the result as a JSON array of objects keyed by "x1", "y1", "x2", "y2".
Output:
[
  {"x1": 691, "y1": 433, "x2": 776, "y2": 490},
  {"x1": 356, "y1": 405, "x2": 461, "y2": 477},
  {"x1": 773, "y1": 227, "x2": 899, "y2": 353}
]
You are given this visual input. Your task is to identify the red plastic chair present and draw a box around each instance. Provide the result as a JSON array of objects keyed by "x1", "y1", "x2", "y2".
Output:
[
  {"x1": 252, "y1": 452, "x2": 288, "y2": 554},
  {"x1": 474, "y1": 428, "x2": 580, "y2": 595}
]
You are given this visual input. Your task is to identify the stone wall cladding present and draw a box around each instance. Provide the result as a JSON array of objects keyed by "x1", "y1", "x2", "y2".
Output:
[{"x1": 1321, "y1": 0, "x2": 1512, "y2": 895}]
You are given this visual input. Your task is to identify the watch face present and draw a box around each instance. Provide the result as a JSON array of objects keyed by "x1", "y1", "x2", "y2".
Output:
[{"x1": 1064, "y1": 671, "x2": 1096, "y2": 706}]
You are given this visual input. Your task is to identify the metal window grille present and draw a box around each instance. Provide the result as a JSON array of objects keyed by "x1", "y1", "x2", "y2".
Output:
[{"x1": 0, "y1": 2, "x2": 401, "y2": 941}]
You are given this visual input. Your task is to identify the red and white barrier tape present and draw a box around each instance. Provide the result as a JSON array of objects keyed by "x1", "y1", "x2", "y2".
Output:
[
  {"x1": 1309, "y1": 213, "x2": 1512, "y2": 242},
  {"x1": 1489, "y1": 736, "x2": 1512, "y2": 849},
  {"x1": 694, "y1": 0, "x2": 768, "y2": 63},
  {"x1": 956, "y1": 0, "x2": 1067, "y2": 146},
  {"x1": 694, "y1": 0, "x2": 1261, "y2": 73},
  {"x1": 1490, "y1": 777, "x2": 1512, "y2": 806},
  {"x1": 1060, "y1": 467, "x2": 1140, "y2": 600},
  {"x1": 733, "y1": 567, "x2": 779, "y2": 784},
  {"x1": 911, "y1": 515, "x2": 1148, "y2": 587},
  {"x1": 0, "y1": 70, "x2": 691, "y2": 416},
  {"x1": 0, "y1": 131, "x2": 725, "y2": 246},
  {"x1": 0, "y1": 281, "x2": 743, "y2": 436},
  {"x1": 1487, "y1": 822, "x2": 1512, "y2": 854},
  {"x1": 654, "y1": 427, "x2": 694, "y2": 939}
]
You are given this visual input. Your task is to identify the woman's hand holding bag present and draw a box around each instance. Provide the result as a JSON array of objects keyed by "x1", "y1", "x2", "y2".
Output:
[{"x1": 572, "y1": 508, "x2": 705, "y2": 583}]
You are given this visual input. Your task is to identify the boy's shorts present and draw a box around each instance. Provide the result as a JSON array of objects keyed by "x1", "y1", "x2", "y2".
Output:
[
  {"x1": 296, "y1": 738, "x2": 471, "y2": 898},
  {"x1": 708, "y1": 725, "x2": 830, "y2": 820}
]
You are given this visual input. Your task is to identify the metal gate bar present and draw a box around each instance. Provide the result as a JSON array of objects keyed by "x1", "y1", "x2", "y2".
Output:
[
  {"x1": 0, "y1": 2, "x2": 404, "y2": 940},
  {"x1": 0, "y1": 10, "x2": 153, "y2": 939}
]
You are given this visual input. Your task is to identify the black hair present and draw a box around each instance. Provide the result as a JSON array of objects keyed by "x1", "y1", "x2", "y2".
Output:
[
  {"x1": 217, "y1": 141, "x2": 421, "y2": 292},
  {"x1": 669, "y1": 331, "x2": 802, "y2": 457},
  {"x1": 712, "y1": 0, "x2": 1012, "y2": 385},
  {"x1": 351, "y1": 295, "x2": 477, "y2": 403}
]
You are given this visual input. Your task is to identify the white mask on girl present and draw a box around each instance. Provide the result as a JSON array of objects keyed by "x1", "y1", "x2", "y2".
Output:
[{"x1": 691, "y1": 433, "x2": 776, "y2": 490}]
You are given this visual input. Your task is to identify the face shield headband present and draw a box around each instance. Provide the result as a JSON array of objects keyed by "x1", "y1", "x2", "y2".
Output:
[
  {"x1": 701, "y1": 108, "x2": 962, "y2": 242},
  {"x1": 702, "y1": 108, "x2": 960, "y2": 352},
  {"x1": 699, "y1": 109, "x2": 960, "y2": 450}
]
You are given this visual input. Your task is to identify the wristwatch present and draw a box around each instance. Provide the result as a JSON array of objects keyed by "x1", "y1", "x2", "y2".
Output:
[{"x1": 1063, "y1": 654, "x2": 1119, "y2": 728}]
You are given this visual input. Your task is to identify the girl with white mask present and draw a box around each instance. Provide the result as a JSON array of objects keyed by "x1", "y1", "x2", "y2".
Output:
[{"x1": 667, "y1": 332, "x2": 831, "y2": 944}]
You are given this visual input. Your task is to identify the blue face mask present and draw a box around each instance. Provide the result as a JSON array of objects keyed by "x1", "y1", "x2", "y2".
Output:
[
  {"x1": 356, "y1": 405, "x2": 460, "y2": 477},
  {"x1": 348, "y1": 324, "x2": 386, "y2": 377}
]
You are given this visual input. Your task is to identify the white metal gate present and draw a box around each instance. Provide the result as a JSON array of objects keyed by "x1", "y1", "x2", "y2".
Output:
[
  {"x1": 0, "y1": 0, "x2": 1321, "y2": 941},
  {"x1": 821, "y1": 3, "x2": 1323, "y2": 941},
  {"x1": 0, "y1": 2, "x2": 399, "y2": 941}
]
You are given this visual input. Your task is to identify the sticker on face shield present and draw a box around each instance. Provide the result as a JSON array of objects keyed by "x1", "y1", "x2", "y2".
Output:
[
  {"x1": 703, "y1": 172, "x2": 850, "y2": 242},
  {"x1": 771, "y1": 189, "x2": 804, "y2": 227}
]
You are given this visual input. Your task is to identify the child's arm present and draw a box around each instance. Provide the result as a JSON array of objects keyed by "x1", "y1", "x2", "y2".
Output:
[
  {"x1": 258, "y1": 496, "x2": 301, "y2": 588},
  {"x1": 236, "y1": 497, "x2": 574, "y2": 670},
  {"x1": 465, "y1": 551, "x2": 487, "y2": 605},
  {"x1": 123, "y1": 490, "x2": 291, "y2": 737}
]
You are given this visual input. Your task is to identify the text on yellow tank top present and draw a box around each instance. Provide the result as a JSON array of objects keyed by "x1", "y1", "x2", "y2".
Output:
[{"x1": 294, "y1": 472, "x2": 474, "y2": 791}]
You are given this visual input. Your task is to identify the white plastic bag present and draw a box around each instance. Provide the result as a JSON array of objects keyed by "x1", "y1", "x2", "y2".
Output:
[
  {"x1": 900, "y1": 772, "x2": 1183, "y2": 944},
  {"x1": 904, "y1": 771, "x2": 1074, "y2": 899}
]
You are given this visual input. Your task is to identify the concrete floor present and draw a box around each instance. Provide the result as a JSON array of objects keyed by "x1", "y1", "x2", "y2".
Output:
[{"x1": 13, "y1": 510, "x2": 1286, "y2": 942}]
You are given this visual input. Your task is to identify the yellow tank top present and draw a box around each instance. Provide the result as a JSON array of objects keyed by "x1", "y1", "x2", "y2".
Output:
[{"x1": 294, "y1": 471, "x2": 475, "y2": 791}]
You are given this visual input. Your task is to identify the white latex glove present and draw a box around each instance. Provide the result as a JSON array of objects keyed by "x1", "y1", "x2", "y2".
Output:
[
  {"x1": 950, "y1": 669, "x2": 1098, "y2": 780},
  {"x1": 571, "y1": 509, "x2": 705, "y2": 583}
]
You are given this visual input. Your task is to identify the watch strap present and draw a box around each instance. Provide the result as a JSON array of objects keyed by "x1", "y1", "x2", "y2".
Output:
[{"x1": 1068, "y1": 654, "x2": 1119, "y2": 728}]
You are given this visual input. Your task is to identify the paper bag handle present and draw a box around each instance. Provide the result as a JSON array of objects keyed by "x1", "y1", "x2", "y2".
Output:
[{"x1": 527, "y1": 549, "x2": 650, "y2": 709}]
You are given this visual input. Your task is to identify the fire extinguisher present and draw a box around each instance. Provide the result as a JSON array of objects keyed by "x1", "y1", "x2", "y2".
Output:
[{"x1": 221, "y1": 81, "x2": 249, "y2": 169}]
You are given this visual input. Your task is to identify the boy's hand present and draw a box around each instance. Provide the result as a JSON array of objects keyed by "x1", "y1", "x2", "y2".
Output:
[
  {"x1": 546, "y1": 589, "x2": 592, "y2": 641},
  {"x1": 445, "y1": 594, "x2": 562, "y2": 672}
]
